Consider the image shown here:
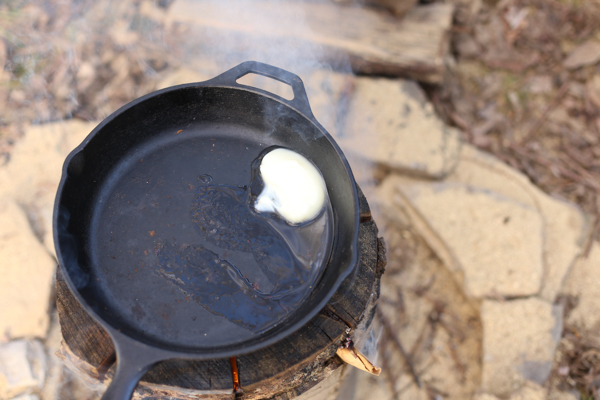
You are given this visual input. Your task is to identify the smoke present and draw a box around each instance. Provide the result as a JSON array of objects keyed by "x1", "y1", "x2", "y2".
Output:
[{"x1": 165, "y1": 0, "x2": 353, "y2": 77}]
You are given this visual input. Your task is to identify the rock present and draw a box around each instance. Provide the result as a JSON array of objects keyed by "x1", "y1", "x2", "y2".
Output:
[
  {"x1": 509, "y1": 381, "x2": 545, "y2": 400},
  {"x1": 563, "y1": 40, "x2": 600, "y2": 70},
  {"x1": 376, "y1": 144, "x2": 587, "y2": 301},
  {"x1": 0, "y1": 200, "x2": 56, "y2": 340},
  {"x1": 561, "y1": 242, "x2": 600, "y2": 331},
  {"x1": 377, "y1": 176, "x2": 544, "y2": 298},
  {"x1": 445, "y1": 145, "x2": 589, "y2": 302},
  {"x1": 337, "y1": 77, "x2": 462, "y2": 179},
  {"x1": 27, "y1": 189, "x2": 57, "y2": 256},
  {"x1": 0, "y1": 121, "x2": 94, "y2": 202},
  {"x1": 0, "y1": 340, "x2": 46, "y2": 398},
  {"x1": 535, "y1": 196, "x2": 588, "y2": 301},
  {"x1": 0, "y1": 120, "x2": 96, "y2": 257},
  {"x1": 481, "y1": 298, "x2": 562, "y2": 397}
]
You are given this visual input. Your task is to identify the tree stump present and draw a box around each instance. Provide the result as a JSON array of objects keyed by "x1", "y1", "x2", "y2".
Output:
[{"x1": 55, "y1": 186, "x2": 385, "y2": 400}]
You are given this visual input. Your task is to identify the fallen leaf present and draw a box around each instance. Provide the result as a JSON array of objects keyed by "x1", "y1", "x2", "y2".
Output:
[
  {"x1": 336, "y1": 346, "x2": 381, "y2": 376},
  {"x1": 564, "y1": 40, "x2": 600, "y2": 70}
]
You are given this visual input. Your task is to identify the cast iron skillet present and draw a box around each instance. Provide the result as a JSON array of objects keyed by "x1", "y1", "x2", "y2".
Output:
[{"x1": 53, "y1": 61, "x2": 359, "y2": 400}]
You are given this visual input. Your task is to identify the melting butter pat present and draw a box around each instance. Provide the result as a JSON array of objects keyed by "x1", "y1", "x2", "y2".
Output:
[{"x1": 255, "y1": 148, "x2": 326, "y2": 224}]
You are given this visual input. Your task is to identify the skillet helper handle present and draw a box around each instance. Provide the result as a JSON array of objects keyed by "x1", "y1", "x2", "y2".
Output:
[{"x1": 208, "y1": 61, "x2": 316, "y2": 119}]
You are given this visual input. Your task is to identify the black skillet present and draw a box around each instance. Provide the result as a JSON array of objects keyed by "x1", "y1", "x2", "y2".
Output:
[{"x1": 53, "y1": 61, "x2": 359, "y2": 400}]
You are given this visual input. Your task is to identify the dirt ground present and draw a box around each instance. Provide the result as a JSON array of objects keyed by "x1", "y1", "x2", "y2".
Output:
[{"x1": 2, "y1": 0, "x2": 600, "y2": 398}]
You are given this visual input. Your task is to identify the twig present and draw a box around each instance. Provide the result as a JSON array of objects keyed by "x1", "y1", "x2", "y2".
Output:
[
  {"x1": 379, "y1": 288, "x2": 407, "y2": 326},
  {"x1": 561, "y1": 142, "x2": 598, "y2": 170},
  {"x1": 439, "y1": 323, "x2": 467, "y2": 383},
  {"x1": 509, "y1": 144, "x2": 598, "y2": 190},
  {"x1": 388, "y1": 359, "x2": 436, "y2": 400},
  {"x1": 412, "y1": 276, "x2": 436, "y2": 297},
  {"x1": 377, "y1": 308, "x2": 422, "y2": 388},
  {"x1": 522, "y1": 81, "x2": 570, "y2": 142},
  {"x1": 92, "y1": 351, "x2": 117, "y2": 379},
  {"x1": 230, "y1": 357, "x2": 244, "y2": 399},
  {"x1": 556, "y1": 145, "x2": 600, "y2": 189}
]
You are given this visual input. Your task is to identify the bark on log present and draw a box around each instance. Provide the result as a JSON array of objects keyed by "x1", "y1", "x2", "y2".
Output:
[
  {"x1": 56, "y1": 185, "x2": 385, "y2": 399},
  {"x1": 162, "y1": 1, "x2": 454, "y2": 84}
]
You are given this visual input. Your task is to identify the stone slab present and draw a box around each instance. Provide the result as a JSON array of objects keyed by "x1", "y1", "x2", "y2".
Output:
[
  {"x1": 446, "y1": 144, "x2": 589, "y2": 302},
  {"x1": 0, "y1": 200, "x2": 56, "y2": 341},
  {"x1": 0, "y1": 340, "x2": 45, "y2": 399},
  {"x1": 0, "y1": 120, "x2": 94, "y2": 202},
  {"x1": 378, "y1": 176, "x2": 544, "y2": 298},
  {"x1": 481, "y1": 298, "x2": 562, "y2": 397},
  {"x1": 377, "y1": 144, "x2": 588, "y2": 301},
  {"x1": 0, "y1": 120, "x2": 96, "y2": 256},
  {"x1": 337, "y1": 78, "x2": 462, "y2": 179}
]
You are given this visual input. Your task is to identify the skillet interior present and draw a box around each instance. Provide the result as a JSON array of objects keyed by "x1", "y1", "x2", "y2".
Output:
[{"x1": 56, "y1": 85, "x2": 358, "y2": 354}]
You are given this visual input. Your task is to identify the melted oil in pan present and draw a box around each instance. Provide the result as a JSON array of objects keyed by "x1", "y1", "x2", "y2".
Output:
[{"x1": 157, "y1": 153, "x2": 333, "y2": 333}]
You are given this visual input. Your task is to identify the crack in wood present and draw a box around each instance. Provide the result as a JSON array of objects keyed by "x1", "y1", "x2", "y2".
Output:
[
  {"x1": 315, "y1": 324, "x2": 334, "y2": 342},
  {"x1": 320, "y1": 305, "x2": 354, "y2": 329}
]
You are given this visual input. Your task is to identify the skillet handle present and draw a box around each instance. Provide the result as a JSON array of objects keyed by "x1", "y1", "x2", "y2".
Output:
[
  {"x1": 207, "y1": 61, "x2": 316, "y2": 119},
  {"x1": 100, "y1": 335, "x2": 163, "y2": 400}
]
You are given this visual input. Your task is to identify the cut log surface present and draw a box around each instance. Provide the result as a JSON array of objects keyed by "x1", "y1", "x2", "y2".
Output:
[
  {"x1": 56, "y1": 186, "x2": 384, "y2": 399},
  {"x1": 164, "y1": 1, "x2": 454, "y2": 83}
]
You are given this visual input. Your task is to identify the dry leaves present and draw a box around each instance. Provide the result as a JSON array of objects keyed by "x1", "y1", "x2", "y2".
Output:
[{"x1": 0, "y1": 0, "x2": 173, "y2": 155}]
